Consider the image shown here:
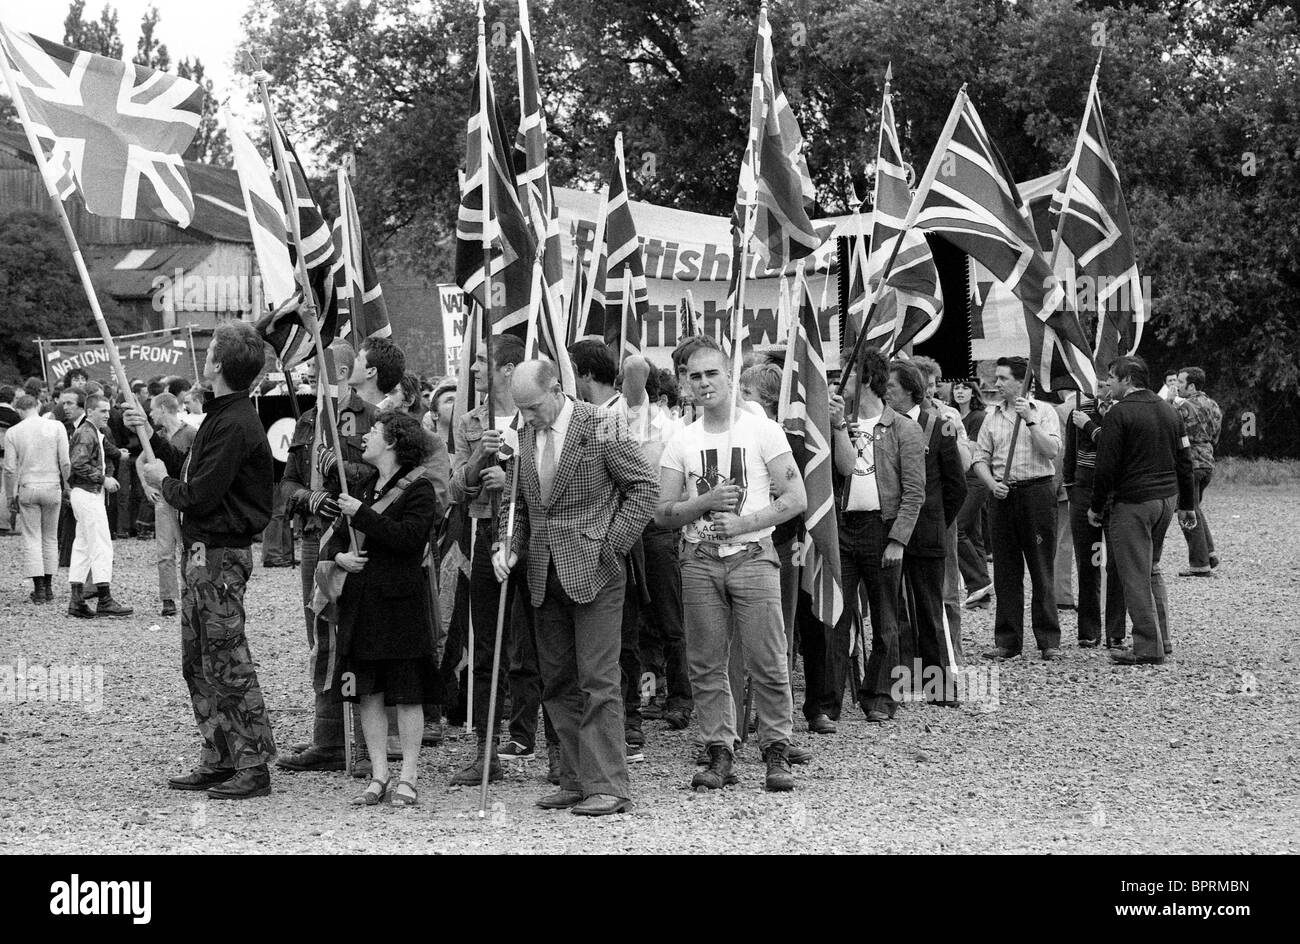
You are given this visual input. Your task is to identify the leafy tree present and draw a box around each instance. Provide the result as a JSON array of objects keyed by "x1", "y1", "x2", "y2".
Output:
[
  {"x1": 0, "y1": 211, "x2": 130, "y2": 381},
  {"x1": 62, "y1": 0, "x2": 124, "y2": 59}
]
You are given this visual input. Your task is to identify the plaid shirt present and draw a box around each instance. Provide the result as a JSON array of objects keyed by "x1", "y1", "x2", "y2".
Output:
[{"x1": 1176, "y1": 391, "x2": 1221, "y2": 472}]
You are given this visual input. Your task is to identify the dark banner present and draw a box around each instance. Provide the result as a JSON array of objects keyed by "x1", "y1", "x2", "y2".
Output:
[{"x1": 39, "y1": 327, "x2": 200, "y2": 386}]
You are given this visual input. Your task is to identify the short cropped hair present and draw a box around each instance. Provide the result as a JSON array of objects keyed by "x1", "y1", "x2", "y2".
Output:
[
  {"x1": 59, "y1": 388, "x2": 85, "y2": 408},
  {"x1": 889, "y1": 359, "x2": 926, "y2": 406},
  {"x1": 995, "y1": 356, "x2": 1029, "y2": 383},
  {"x1": 167, "y1": 376, "x2": 192, "y2": 396},
  {"x1": 211, "y1": 320, "x2": 268, "y2": 391},
  {"x1": 374, "y1": 409, "x2": 431, "y2": 468},
  {"x1": 151, "y1": 393, "x2": 180, "y2": 414},
  {"x1": 490, "y1": 334, "x2": 526, "y2": 372},
  {"x1": 568, "y1": 339, "x2": 618, "y2": 387},
  {"x1": 14, "y1": 393, "x2": 37, "y2": 411},
  {"x1": 1108, "y1": 354, "x2": 1150, "y2": 390},
  {"x1": 84, "y1": 393, "x2": 108, "y2": 413},
  {"x1": 0, "y1": 385, "x2": 13, "y2": 403},
  {"x1": 656, "y1": 369, "x2": 679, "y2": 408},
  {"x1": 1179, "y1": 366, "x2": 1206, "y2": 391},
  {"x1": 360, "y1": 337, "x2": 406, "y2": 393},
  {"x1": 672, "y1": 334, "x2": 721, "y2": 372}
]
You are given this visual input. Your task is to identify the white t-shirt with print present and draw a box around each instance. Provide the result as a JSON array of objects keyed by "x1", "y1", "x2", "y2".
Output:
[{"x1": 661, "y1": 409, "x2": 792, "y2": 553}]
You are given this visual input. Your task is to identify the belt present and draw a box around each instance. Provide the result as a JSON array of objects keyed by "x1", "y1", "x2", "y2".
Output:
[
  {"x1": 1006, "y1": 475, "x2": 1053, "y2": 489},
  {"x1": 841, "y1": 509, "x2": 884, "y2": 518}
]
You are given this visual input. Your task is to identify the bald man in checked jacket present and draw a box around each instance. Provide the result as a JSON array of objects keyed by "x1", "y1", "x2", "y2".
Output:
[{"x1": 492, "y1": 360, "x2": 658, "y2": 817}]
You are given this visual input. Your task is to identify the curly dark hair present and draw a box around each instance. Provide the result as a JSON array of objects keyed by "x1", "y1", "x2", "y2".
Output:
[{"x1": 374, "y1": 409, "x2": 430, "y2": 468}]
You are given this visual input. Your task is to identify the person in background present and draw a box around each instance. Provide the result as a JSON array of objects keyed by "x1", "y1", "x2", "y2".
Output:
[
  {"x1": 973, "y1": 356, "x2": 1062, "y2": 661},
  {"x1": 4, "y1": 393, "x2": 69, "y2": 602},
  {"x1": 67, "y1": 393, "x2": 131, "y2": 618},
  {"x1": 1048, "y1": 390, "x2": 1076, "y2": 611},
  {"x1": 55, "y1": 387, "x2": 85, "y2": 568},
  {"x1": 141, "y1": 393, "x2": 196, "y2": 618},
  {"x1": 329, "y1": 410, "x2": 445, "y2": 807},
  {"x1": 0, "y1": 385, "x2": 19, "y2": 533},
  {"x1": 1159, "y1": 371, "x2": 1184, "y2": 407},
  {"x1": 951, "y1": 380, "x2": 991, "y2": 607},
  {"x1": 1175, "y1": 366, "x2": 1222, "y2": 577},
  {"x1": 886, "y1": 359, "x2": 966, "y2": 700},
  {"x1": 1089, "y1": 355, "x2": 1196, "y2": 665},
  {"x1": 382, "y1": 373, "x2": 426, "y2": 419},
  {"x1": 181, "y1": 388, "x2": 206, "y2": 428},
  {"x1": 427, "y1": 380, "x2": 457, "y2": 450}
]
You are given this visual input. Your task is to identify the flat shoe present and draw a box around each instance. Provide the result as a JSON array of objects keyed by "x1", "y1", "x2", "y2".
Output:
[
  {"x1": 535, "y1": 789, "x2": 584, "y2": 809},
  {"x1": 571, "y1": 794, "x2": 632, "y2": 816},
  {"x1": 391, "y1": 780, "x2": 419, "y2": 806},
  {"x1": 350, "y1": 777, "x2": 391, "y2": 806}
]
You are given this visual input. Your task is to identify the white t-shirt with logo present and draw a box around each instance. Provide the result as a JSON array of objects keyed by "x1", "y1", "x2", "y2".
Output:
[
  {"x1": 661, "y1": 409, "x2": 792, "y2": 553},
  {"x1": 845, "y1": 412, "x2": 883, "y2": 512}
]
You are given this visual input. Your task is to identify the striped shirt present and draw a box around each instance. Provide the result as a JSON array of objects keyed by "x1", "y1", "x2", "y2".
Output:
[{"x1": 975, "y1": 398, "x2": 1061, "y2": 482}]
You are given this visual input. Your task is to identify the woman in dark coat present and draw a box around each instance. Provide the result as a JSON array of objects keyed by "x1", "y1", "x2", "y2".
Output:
[{"x1": 329, "y1": 410, "x2": 442, "y2": 806}]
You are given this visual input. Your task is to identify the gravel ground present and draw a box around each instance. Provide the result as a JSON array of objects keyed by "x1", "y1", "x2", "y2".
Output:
[{"x1": 2, "y1": 485, "x2": 1297, "y2": 854}]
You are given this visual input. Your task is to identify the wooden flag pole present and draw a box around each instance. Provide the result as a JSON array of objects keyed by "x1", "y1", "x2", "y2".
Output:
[
  {"x1": 255, "y1": 71, "x2": 360, "y2": 774},
  {"x1": 836, "y1": 85, "x2": 968, "y2": 397},
  {"x1": 0, "y1": 47, "x2": 155, "y2": 462},
  {"x1": 479, "y1": 449, "x2": 521, "y2": 816}
]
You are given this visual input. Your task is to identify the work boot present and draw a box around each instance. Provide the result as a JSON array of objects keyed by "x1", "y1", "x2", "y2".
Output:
[
  {"x1": 67, "y1": 582, "x2": 95, "y2": 619},
  {"x1": 763, "y1": 742, "x2": 795, "y2": 792},
  {"x1": 450, "y1": 743, "x2": 501, "y2": 786},
  {"x1": 690, "y1": 744, "x2": 737, "y2": 790},
  {"x1": 206, "y1": 765, "x2": 272, "y2": 799},
  {"x1": 160, "y1": 599, "x2": 177, "y2": 618},
  {"x1": 94, "y1": 584, "x2": 133, "y2": 618},
  {"x1": 29, "y1": 577, "x2": 44, "y2": 605},
  {"x1": 42, "y1": 575, "x2": 54, "y2": 602}
]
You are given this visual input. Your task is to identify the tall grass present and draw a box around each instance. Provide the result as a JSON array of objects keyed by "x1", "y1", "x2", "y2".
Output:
[{"x1": 1214, "y1": 457, "x2": 1300, "y2": 486}]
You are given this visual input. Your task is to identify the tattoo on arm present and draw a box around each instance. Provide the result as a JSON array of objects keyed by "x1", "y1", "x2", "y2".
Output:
[{"x1": 785, "y1": 466, "x2": 797, "y2": 481}]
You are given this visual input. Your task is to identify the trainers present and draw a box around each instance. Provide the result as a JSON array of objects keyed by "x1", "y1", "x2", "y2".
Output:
[
  {"x1": 626, "y1": 742, "x2": 645, "y2": 763},
  {"x1": 963, "y1": 583, "x2": 993, "y2": 607},
  {"x1": 762, "y1": 743, "x2": 795, "y2": 792},
  {"x1": 624, "y1": 725, "x2": 645, "y2": 748},
  {"x1": 498, "y1": 740, "x2": 534, "y2": 761}
]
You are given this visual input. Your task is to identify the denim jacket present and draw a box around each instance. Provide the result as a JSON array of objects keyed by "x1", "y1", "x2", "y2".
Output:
[{"x1": 832, "y1": 405, "x2": 927, "y2": 547}]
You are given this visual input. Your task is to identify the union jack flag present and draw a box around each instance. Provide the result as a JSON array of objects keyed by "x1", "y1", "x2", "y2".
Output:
[
  {"x1": 914, "y1": 92, "x2": 1095, "y2": 394},
  {"x1": 577, "y1": 133, "x2": 649, "y2": 361},
  {"x1": 515, "y1": 1, "x2": 574, "y2": 392},
  {"x1": 1049, "y1": 69, "x2": 1146, "y2": 372},
  {"x1": 780, "y1": 275, "x2": 842, "y2": 628},
  {"x1": 331, "y1": 169, "x2": 391, "y2": 343},
  {"x1": 455, "y1": 32, "x2": 534, "y2": 339},
  {"x1": 255, "y1": 117, "x2": 343, "y2": 367},
  {"x1": 733, "y1": 5, "x2": 821, "y2": 272},
  {"x1": 862, "y1": 74, "x2": 943, "y2": 354},
  {"x1": 0, "y1": 24, "x2": 202, "y2": 226},
  {"x1": 224, "y1": 107, "x2": 295, "y2": 313}
]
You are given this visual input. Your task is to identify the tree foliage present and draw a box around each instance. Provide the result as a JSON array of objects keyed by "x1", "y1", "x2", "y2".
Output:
[{"x1": 0, "y1": 211, "x2": 130, "y2": 383}]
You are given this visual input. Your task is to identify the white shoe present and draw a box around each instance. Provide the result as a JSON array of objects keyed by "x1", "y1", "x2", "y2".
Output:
[{"x1": 964, "y1": 584, "x2": 993, "y2": 607}]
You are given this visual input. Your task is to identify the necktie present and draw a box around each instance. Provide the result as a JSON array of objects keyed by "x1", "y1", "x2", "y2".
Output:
[{"x1": 538, "y1": 424, "x2": 558, "y2": 504}]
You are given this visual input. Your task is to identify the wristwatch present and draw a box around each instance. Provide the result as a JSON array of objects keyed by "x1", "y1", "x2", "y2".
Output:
[{"x1": 833, "y1": 420, "x2": 847, "y2": 430}]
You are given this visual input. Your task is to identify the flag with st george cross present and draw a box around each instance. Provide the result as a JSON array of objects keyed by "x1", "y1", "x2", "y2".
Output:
[{"x1": 0, "y1": 23, "x2": 203, "y2": 226}]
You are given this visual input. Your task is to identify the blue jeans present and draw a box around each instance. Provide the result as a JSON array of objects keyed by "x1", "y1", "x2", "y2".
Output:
[{"x1": 682, "y1": 539, "x2": 793, "y2": 751}]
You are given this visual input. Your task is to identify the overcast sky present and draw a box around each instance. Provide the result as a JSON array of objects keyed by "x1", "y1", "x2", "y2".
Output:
[{"x1": 0, "y1": 0, "x2": 250, "y2": 96}]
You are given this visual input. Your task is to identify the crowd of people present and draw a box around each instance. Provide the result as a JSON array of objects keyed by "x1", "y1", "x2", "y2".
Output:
[{"x1": 0, "y1": 325, "x2": 1225, "y2": 816}]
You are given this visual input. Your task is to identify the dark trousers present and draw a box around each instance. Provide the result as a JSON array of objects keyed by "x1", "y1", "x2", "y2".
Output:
[
  {"x1": 1068, "y1": 483, "x2": 1128, "y2": 644},
  {"x1": 1108, "y1": 497, "x2": 1175, "y2": 659},
  {"x1": 536, "y1": 561, "x2": 630, "y2": 799},
  {"x1": 794, "y1": 589, "x2": 832, "y2": 721},
  {"x1": 619, "y1": 549, "x2": 644, "y2": 735},
  {"x1": 636, "y1": 524, "x2": 691, "y2": 710},
  {"x1": 261, "y1": 485, "x2": 296, "y2": 566},
  {"x1": 956, "y1": 476, "x2": 991, "y2": 591},
  {"x1": 469, "y1": 520, "x2": 549, "y2": 747},
  {"x1": 901, "y1": 553, "x2": 955, "y2": 685},
  {"x1": 990, "y1": 479, "x2": 1060, "y2": 652},
  {"x1": 300, "y1": 530, "x2": 343, "y2": 751},
  {"x1": 830, "y1": 510, "x2": 903, "y2": 713},
  {"x1": 57, "y1": 498, "x2": 75, "y2": 568},
  {"x1": 1182, "y1": 469, "x2": 1216, "y2": 568}
]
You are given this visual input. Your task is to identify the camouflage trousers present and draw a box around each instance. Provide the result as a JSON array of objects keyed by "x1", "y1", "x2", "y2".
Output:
[{"x1": 181, "y1": 544, "x2": 277, "y2": 770}]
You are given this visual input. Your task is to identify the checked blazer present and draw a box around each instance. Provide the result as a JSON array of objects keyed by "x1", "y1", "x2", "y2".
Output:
[{"x1": 500, "y1": 399, "x2": 658, "y2": 607}]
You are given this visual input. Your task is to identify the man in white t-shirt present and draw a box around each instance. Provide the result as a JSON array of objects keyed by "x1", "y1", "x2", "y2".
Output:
[{"x1": 656, "y1": 346, "x2": 806, "y2": 793}]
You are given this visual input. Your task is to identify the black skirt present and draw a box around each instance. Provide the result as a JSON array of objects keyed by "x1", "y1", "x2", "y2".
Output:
[{"x1": 341, "y1": 655, "x2": 443, "y2": 706}]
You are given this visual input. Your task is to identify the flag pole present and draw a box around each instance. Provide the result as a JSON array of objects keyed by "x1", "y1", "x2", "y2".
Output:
[
  {"x1": 479, "y1": 449, "x2": 520, "y2": 817},
  {"x1": 836, "y1": 84, "x2": 968, "y2": 396},
  {"x1": 477, "y1": 2, "x2": 497, "y2": 443},
  {"x1": 0, "y1": 46, "x2": 155, "y2": 462},
  {"x1": 581, "y1": 184, "x2": 609, "y2": 328},
  {"x1": 255, "y1": 72, "x2": 359, "y2": 773},
  {"x1": 1048, "y1": 50, "x2": 1102, "y2": 274}
]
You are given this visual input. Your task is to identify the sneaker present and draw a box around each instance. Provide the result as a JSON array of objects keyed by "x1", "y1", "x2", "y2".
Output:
[
  {"x1": 963, "y1": 583, "x2": 993, "y2": 607},
  {"x1": 497, "y1": 740, "x2": 534, "y2": 761},
  {"x1": 762, "y1": 743, "x2": 795, "y2": 792},
  {"x1": 626, "y1": 742, "x2": 645, "y2": 763},
  {"x1": 624, "y1": 725, "x2": 645, "y2": 748}
]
